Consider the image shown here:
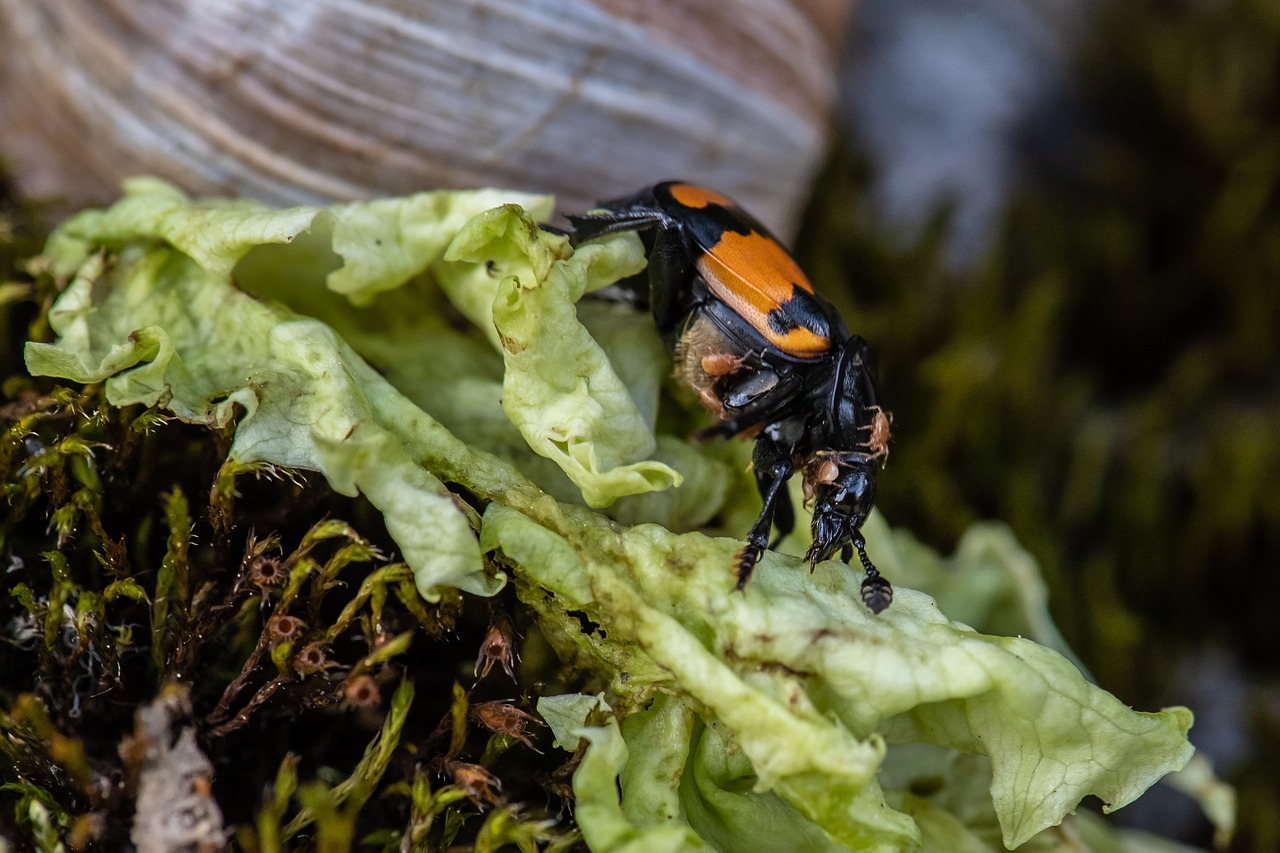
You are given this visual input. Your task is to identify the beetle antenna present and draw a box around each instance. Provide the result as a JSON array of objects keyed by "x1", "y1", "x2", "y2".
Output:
[{"x1": 852, "y1": 532, "x2": 892, "y2": 614}]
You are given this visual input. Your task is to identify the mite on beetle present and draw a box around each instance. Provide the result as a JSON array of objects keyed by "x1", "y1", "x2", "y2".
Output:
[{"x1": 568, "y1": 182, "x2": 894, "y2": 613}]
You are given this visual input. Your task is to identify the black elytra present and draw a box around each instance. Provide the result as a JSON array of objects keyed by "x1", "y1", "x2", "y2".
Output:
[{"x1": 568, "y1": 181, "x2": 893, "y2": 614}]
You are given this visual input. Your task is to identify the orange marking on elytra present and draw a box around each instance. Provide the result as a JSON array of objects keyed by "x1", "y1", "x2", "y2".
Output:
[
  {"x1": 668, "y1": 183, "x2": 736, "y2": 210},
  {"x1": 696, "y1": 231, "x2": 830, "y2": 357}
]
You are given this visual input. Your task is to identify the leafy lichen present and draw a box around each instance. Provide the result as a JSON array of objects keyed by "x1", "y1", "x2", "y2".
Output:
[{"x1": 5, "y1": 177, "x2": 1207, "y2": 852}]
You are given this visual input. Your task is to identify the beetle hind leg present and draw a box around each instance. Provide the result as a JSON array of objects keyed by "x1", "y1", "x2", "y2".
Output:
[{"x1": 566, "y1": 209, "x2": 673, "y2": 244}]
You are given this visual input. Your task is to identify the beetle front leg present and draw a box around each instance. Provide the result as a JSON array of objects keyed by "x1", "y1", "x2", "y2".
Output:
[
  {"x1": 735, "y1": 438, "x2": 794, "y2": 590},
  {"x1": 770, "y1": 473, "x2": 795, "y2": 550}
]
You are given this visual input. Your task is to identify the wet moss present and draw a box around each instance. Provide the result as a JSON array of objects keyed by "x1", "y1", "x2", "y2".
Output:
[{"x1": 0, "y1": 214, "x2": 578, "y2": 849}]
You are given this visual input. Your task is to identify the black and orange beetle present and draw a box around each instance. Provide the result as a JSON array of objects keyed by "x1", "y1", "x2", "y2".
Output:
[{"x1": 568, "y1": 181, "x2": 894, "y2": 613}]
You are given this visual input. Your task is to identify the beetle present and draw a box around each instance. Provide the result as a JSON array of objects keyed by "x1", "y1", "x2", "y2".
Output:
[{"x1": 568, "y1": 181, "x2": 893, "y2": 613}]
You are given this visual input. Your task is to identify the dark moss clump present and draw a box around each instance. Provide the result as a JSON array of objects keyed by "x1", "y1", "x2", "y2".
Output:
[{"x1": 0, "y1": 218, "x2": 578, "y2": 851}]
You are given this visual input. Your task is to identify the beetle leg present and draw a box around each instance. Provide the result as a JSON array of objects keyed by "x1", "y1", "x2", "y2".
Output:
[
  {"x1": 566, "y1": 209, "x2": 674, "y2": 242},
  {"x1": 695, "y1": 414, "x2": 761, "y2": 442},
  {"x1": 570, "y1": 208, "x2": 694, "y2": 332},
  {"x1": 735, "y1": 475, "x2": 788, "y2": 589},
  {"x1": 693, "y1": 395, "x2": 792, "y2": 441},
  {"x1": 647, "y1": 227, "x2": 694, "y2": 331},
  {"x1": 693, "y1": 374, "x2": 803, "y2": 441},
  {"x1": 735, "y1": 438, "x2": 794, "y2": 590},
  {"x1": 769, "y1": 472, "x2": 795, "y2": 550}
]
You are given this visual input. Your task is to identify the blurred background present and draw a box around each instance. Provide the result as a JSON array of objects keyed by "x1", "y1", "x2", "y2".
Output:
[
  {"x1": 817, "y1": 2, "x2": 1279, "y2": 849},
  {"x1": 1, "y1": 0, "x2": 1276, "y2": 849}
]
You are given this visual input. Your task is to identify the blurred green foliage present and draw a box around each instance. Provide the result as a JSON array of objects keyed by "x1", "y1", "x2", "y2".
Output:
[{"x1": 798, "y1": 1, "x2": 1279, "y2": 850}]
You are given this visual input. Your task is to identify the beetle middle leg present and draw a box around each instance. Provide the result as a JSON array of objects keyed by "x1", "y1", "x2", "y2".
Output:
[{"x1": 691, "y1": 368, "x2": 802, "y2": 442}]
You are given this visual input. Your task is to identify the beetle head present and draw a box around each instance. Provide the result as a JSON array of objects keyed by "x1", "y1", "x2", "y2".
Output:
[
  {"x1": 802, "y1": 452, "x2": 876, "y2": 565},
  {"x1": 803, "y1": 452, "x2": 893, "y2": 613}
]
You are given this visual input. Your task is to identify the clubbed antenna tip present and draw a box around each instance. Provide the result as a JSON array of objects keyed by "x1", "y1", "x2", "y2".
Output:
[{"x1": 853, "y1": 533, "x2": 893, "y2": 614}]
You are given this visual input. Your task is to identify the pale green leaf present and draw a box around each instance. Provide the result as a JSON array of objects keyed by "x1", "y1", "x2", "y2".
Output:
[{"x1": 25, "y1": 179, "x2": 1205, "y2": 853}]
